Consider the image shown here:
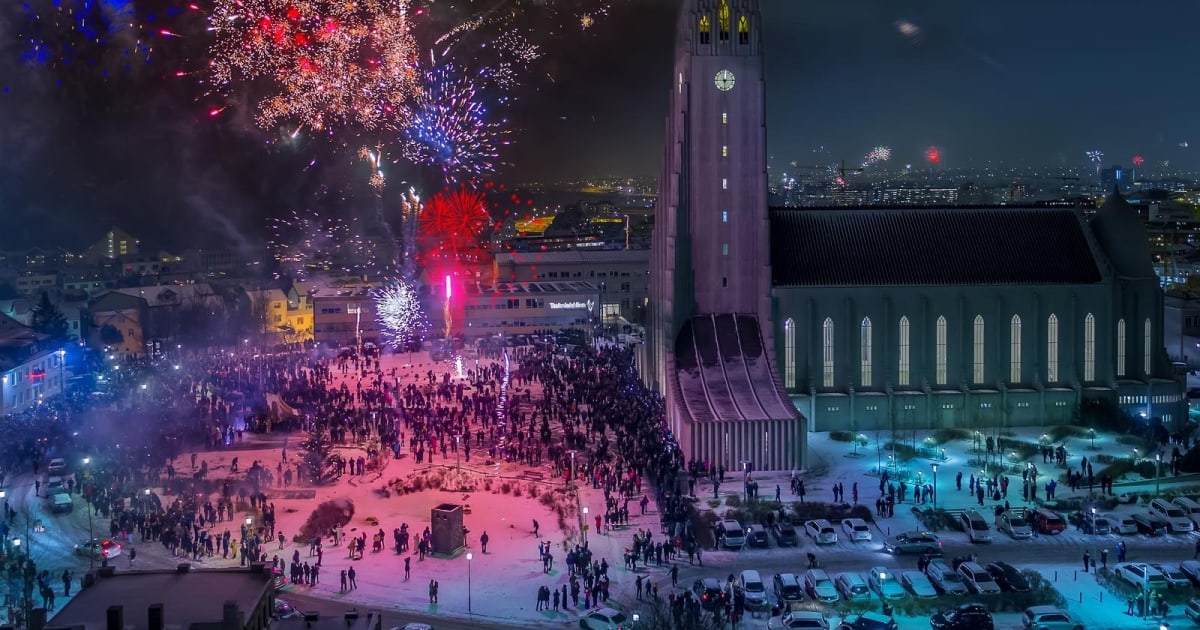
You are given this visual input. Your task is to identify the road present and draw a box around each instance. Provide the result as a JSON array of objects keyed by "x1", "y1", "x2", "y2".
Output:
[{"x1": 277, "y1": 590, "x2": 530, "y2": 630}]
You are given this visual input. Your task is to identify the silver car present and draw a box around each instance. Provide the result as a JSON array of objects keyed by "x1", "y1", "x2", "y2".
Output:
[
  {"x1": 925, "y1": 560, "x2": 969, "y2": 595},
  {"x1": 803, "y1": 569, "x2": 840, "y2": 604},
  {"x1": 868, "y1": 567, "x2": 906, "y2": 600},
  {"x1": 996, "y1": 512, "x2": 1032, "y2": 539},
  {"x1": 957, "y1": 562, "x2": 1001, "y2": 595},
  {"x1": 841, "y1": 518, "x2": 873, "y2": 542},
  {"x1": 900, "y1": 570, "x2": 938, "y2": 599},
  {"x1": 1152, "y1": 563, "x2": 1191, "y2": 588}
]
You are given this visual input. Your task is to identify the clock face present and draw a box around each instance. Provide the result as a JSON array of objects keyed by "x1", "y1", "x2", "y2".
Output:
[{"x1": 714, "y1": 69, "x2": 735, "y2": 91}]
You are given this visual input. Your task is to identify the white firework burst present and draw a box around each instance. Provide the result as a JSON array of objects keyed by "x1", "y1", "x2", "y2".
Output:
[{"x1": 375, "y1": 281, "x2": 427, "y2": 347}]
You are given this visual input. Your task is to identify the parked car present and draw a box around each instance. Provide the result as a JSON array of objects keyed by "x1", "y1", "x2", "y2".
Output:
[
  {"x1": 867, "y1": 567, "x2": 906, "y2": 600},
  {"x1": 1172, "y1": 497, "x2": 1200, "y2": 528},
  {"x1": 1186, "y1": 597, "x2": 1200, "y2": 624},
  {"x1": 805, "y1": 519, "x2": 838, "y2": 545},
  {"x1": 835, "y1": 572, "x2": 872, "y2": 602},
  {"x1": 1028, "y1": 508, "x2": 1066, "y2": 535},
  {"x1": 1021, "y1": 605, "x2": 1083, "y2": 630},
  {"x1": 900, "y1": 571, "x2": 937, "y2": 599},
  {"x1": 957, "y1": 562, "x2": 1001, "y2": 595},
  {"x1": 959, "y1": 510, "x2": 993, "y2": 543},
  {"x1": 929, "y1": 603, "x2": 994, "y2": 630},
  {"x1": 925, "y1": 560, "x2": 969, "y2": 595},
  {"x1": 985, "y1": 561, "x2": 1030, "y2": 593},
  {"x1": 579, "y1": 607, "x2": 630, "y2": 630},
  {"x1": 838, "y1": 613, "x2": 898, "y2": 630},
  {"x1": 883, "y1": 531, "x2": 941, "y2": 555},
  {"x1": 693, "y1": 578, "x2": 728, "y2": 611},
  {"x1": 1149, "y1": 498, "x2": 1195, "y2": 533},
  {"x1": 1151, "y1": 563, "x2": 1191, "y2": 588},
  {"x1": 1114, "y1": 563, "x2": 1169, "y2": 589},
  {"x1": 841, "y1": 518, "x2": 872, "y2": 542},
  {"x1": 1100, "y1": 512, "x2": 1139, "y2": 535},
  {"x1": 774, "y1": 521, "x2": 800, "y2": 547},
  {"x1": 739, "y1": 570, "x2": 771, "y2": 611},
  {"x1": 769, "y1": 611, "x2": 829, "y2": 630},
  {"x1": 49, "y1": 493, "x2": 73, "y2": 514},
  {"x1": 1130, "y1": 512, "x2": 1169, "y2": 536},
  {"x1": 1068, "y1": 510, "x2": 1111, "y2": 535},
  {"x1": 746, "y1": 524, "x2": 771, "y2": 548},
  {"x1": 1180, "y1": 560, "x2": 1200, "y2": 586},
  {"x1": 273, "y1": 599, "x2": 310, "y2": 620},
  {"x1": 74, "y1": 539, "x2": 122, "y2": 559},
  {"x1": 719, "y1": 519, "x2": 747, "y2": 548},
  {"x1": 803, "y1": 569, "x2": 839, "y2": 604},
  {"x1": 47, "y1": 458, "x2": 67, "y2": 476},
  {"x1": 774, "y1": 573, "x2": 805, "y2": 604},
  {"x1": 996, "y1": 512, "x2": 1032, "y2": 539}
]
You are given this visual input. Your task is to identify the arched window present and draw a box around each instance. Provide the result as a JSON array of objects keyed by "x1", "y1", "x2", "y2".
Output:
[
  {"x1": 1047, "y1": 314, "x2": 1059, "y2": 383},
  {"x1": 737, "y1": 15, "x2": 750, "y2": 45},
  {"x1": 973, "y1": 315, "x2": 985, "y2": 384},
  {"x1": 861, "y1": 317, "x2": 873, "y2": 387},
  {"x1": 718, "y1": 0, "x2": 730, "y2": 41},
  {"x1": 1010, "y1": 315, "x2": 1022, "y2": 383},
  {"x1": 935, "y1": 316, "x2": 948, "y2": 385},
  {"x1": 698, "y1": 14, "x2": 711, "y2": 45},
  {"x1": 1083, "y1": 313, "x2": 1096, "y2": 382},
  {"x1": 898, "y1": 316, "x2": 911, "y2": 386},
  {"x1": 822, "y1": 317, "x2": 835, "y2": 388},
  {"x1": 1117, "y1": 318, "x2": 1126, "y2": 377},
  {"x1": 1144, "y1": 318, "x2": 1152, "y2": 375},
  {"x1": 783, "y1": 319, "x2": 795, "y2": 388}
]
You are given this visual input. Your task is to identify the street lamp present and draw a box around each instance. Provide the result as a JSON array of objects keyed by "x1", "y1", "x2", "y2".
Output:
[
  {"x1": 1089, "y1": 428, "x2": 1096, "y2": 450},
  {"x1": 1156, "y1": 452, "x2": 1163, "y2": 498},
  {"x1": 582, "y1": 506, "x2": 590, "y2": 545},
  {"x1": 455, "y1": 435, "x2": 461, "y2": 471},
  {"x1": 466, "y1": 552, "x2": 473, "y2": 614},
  {"x1": 83, "y1": 457, "x2": 94, "y2": 569},
  {"x1": 931, "y1": 463, "x2": 939, "y2": 508}
]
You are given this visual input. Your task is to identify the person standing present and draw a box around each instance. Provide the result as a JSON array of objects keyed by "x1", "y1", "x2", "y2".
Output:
[
  {"x1": 404, "y1": 557, "x2": 411, "y2": 580},
  {"x1": 1083, "y1": 550, "x2": 1091, "y2": 573},
  {"x1": 347, "y1": 566, "x2": 357, "y2": 589},
  {"x1": 61, "y1": 570, "x2": 72, "y2": 597},
  {"x1": 533, "y1": 519, "x2": 540, "y2": 538},
  {"x1": 670, "y1": 564, "x2": 679, "y2": 587},
  {"x1": 129, "y1": 546, "x2": 137, "y2": 567},
  {"x1": 480, "y1": 531, "x2": 489, "y2": 553},
  {"x1": 340, "y1": 570, "x2": 347, "y2": 591}
]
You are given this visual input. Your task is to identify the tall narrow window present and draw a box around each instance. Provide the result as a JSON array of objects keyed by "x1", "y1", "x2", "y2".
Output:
[
  {"x1": 698, "y1": 15, "x2": 711, "y2": 45},
  {"x1": 783, "y1": 319, "x2": 795, "y2": 388},
  {"x1": 973, "y1": 315, "x2": 985, "y2": 384},
  {"x1": 1084, "y1": 313, "x2": 1096, "y2": 382},
  {"x1": 737, "y1": 14, "x2": 750, "y2": 45},
  {"x1": 722, "y1": 112, "x2": 727, "y2": 124},
  {"x1": 1010, "y1": 315, "x2": 1022, "y2": 383},
  {"x1": 1144, "y1": 318, "x2": 1152, "y2": 375},
  {"x1": 860, "y1": 317, "x2": 873, "y2": 387},
  {"x1": 822, "y1": 318, "x2": 835, "y2": 388},
  {"x1": 721, "y1": 243, "x2": 728, "y2": 256},
  {"x1": 935, "y1": 316, "x2": 948, "y2": 385},
  {"x1": 722, "y1": 145, "x2": 728, "y2": 157},
  {"x1": 898, "y1": 316, "x2": 911, "y2": 386},
  {"x1": 1047, "y1": 314, "x2": 1059, "y2": 383},
  {"x1": 718, "y1": 0, "x2": 730, "y2": 40},
  {"x1": 1117, "y1": 318, "x2": 1126, "y2": 377}
]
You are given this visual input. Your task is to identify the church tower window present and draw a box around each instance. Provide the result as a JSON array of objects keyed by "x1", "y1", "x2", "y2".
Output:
[
  {"x1": 1144, "y1": 318, "x2": 1152, "y2": 375},
  {"x1": 898, "y1": 316, "x2": 911, "y2": 386},
  {"x1": 698, "y1": 15, "x2": 711, "y2": 45},
  {"x1": 822, "y1": 317, "x2": 835, "y2": 388},
  {"x1": 737, "y1": 15, "x2": 750, "y2": 45},
  {"x1": 861, "y1": 317, "x2": 873, "y2": 387},
  {"x1": 1047, "y1": 314, "x2": 1059, "y2": 383},
  {"x1": 1117, "y1": 319, "x2": 1126, "y2": 376},
  {"x1": 935, "y1": 316, "x2": 947, "y2": 385},
  {"x1": 973, "y1": 315, "x2": 985, "y2": 384},
  {"x1": 718, "y1": 0, "x2": 730, "y2": 41},
  {"x1": 1083, "y1": 313, "x2": 1096, "y2": 382},
  {"x1": 1010, "y1": 315, "x2": 1022, "y2": 383},
  {"x1": 784, "y1": 319, "x2": 795, "y2": 388}
]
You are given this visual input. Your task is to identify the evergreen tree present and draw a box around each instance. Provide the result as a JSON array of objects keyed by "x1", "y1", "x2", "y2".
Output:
[{"x1": 30, "y1": 292, "x2": 69, "y2": 341}]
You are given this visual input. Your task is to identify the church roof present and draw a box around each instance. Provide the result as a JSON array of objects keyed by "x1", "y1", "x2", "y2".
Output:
[
  {"x1": 770, "y1": 207, "x2": 1104, "y2": 287},
  {"x1": 1089, "y1": 187, "x2": 1157, "y2": 280}
]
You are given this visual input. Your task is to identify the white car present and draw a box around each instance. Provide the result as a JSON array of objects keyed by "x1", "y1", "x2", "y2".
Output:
[
  {"x1": 74, "y1": 539, "x2": 122, "y2": 559},
  {"x1": 1114, "y1": 563, "x2": 1168, "y2": 589},
  {"x1": 957, "y1": 562, "x2": 1001, "y2": 595},
  {"x1": 925, "y1": 560, "x2": 969, "y2": 595},
  {"x1": 996, "y1": 512, "x2": 1032, "y2": 539},
  {"x1": 867, "y1": 567, "x2": 906, "y2": 600},
  {"x1": 579, "y1": 608, "x2": 630, "y2": 630},
  {"x1": 835, "y1": 573, "x2": 872, "y2": 601},
  {"x1": 768, "y1": 611, "x2": 829, "y2": 630},
  {"x1": 1021, "y1": 606, "x2": 1083, "y2": 630},
  {"x1": 1149, "y1": 499, "x2": 1195, "y2": 533},
  {"x1": 1180, "y1": 560, "x2": 1200, "y2": 586},
  {"x1": 803, "y1": 569, "x2": 839, "y2": 604},
  {"x1": 841, "y1": 518, "x2": 872, "y2": 542},
  {"x1": 805, "y1": 519, "x2": 837, "y2": 545},
  {"x1": 900, "y1": 570, "x2": 938, "y2": 598},
  {"x1": 1101, "y1": 512, "x2": 1138, "y2": 535},
  {"x1": 1151, "y1": 564, "x2": 1191, "y2": 588}
]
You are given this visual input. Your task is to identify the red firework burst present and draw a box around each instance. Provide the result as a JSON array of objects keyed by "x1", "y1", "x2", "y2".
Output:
[
  {"x1": 925, "y1": 146, "x2": 941, "y2": 165},
  {"x1": 1133, "y1": 155, "x2": 1145, "y2": 166},
  {"x1": 419, "y1": 184, "x2": 492, "y2": 262}
]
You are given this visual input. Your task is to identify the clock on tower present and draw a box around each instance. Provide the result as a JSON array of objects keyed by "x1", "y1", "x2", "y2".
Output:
[{"x1": 714, "y1": 69, "x2": 735, "y2": 91}]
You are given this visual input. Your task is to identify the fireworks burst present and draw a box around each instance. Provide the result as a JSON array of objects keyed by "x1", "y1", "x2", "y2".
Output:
[
  {"x1": 925, "y1": 146, "x2": 942, "y2": 166},
  {"x1": 206, "y1": 0, "x2": 419, "y2": 132},
  {"x1": 419, "y1": 184, "x2": 492, "y2": 263},
  {"x1": 863, "y1": 146, "x2": 892, "y2": 167},
  {"x1": 19, "y1": 0, "x2": 155, "y2": 75},
  {"x1": 374, "y1": 280, "x2": 426, "y2": 347},
  {"x1": 269, "y1": 207, "x2": 382, "y2": 279},
  {"x1": 1132, "y1": 155, "x2": 1145, "y2": 167},
  {"x1": 402, "y1": 65, "x2": 508, "y2": 182}
]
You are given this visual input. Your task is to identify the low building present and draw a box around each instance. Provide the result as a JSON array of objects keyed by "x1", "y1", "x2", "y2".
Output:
[
  {"x1": 312, "y1": 286, "x2": 378, "y2": 348},
  {"x1": 87, "y1": 291, "x2": 148, "y2": 357},
  {"x1": 0, "y1": 314, "x2": 65, "y2": 413},
  {"x1": 493, "y1": 249, "x2": 649, "y2": 323},
  {"x1": 48, "y1": 565, "x2": 274, "y2": 630},
  {"x1": 450, "y1": 281, "x2": 602, "y2": 336}
]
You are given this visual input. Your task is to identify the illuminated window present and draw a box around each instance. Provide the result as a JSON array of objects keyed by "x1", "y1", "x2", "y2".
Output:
[
  {"x1": 898, "y1": 316, "x2": 910, "y2": 386},
  {"x1": 973, "y1": 315, "x2": 985, "y2": 384},
  {"x1": 935, "y1": 316, "x2": 947, "y2": 385},
  {"x1": 718, "y1": 0, "x2": 730, "y2": 41},
  {"x1": 698, "y1": 15, "x2": 711, "y2": 45},
  {"x1": 1010, "y1": 315, "x2": 1022, "y2": 383},
  {"x1": 738, "y1": 15, "x2": 749, "y2": 45},
  {"x1": 721, "y1": 211, "x2": 728, "y2": 223},
  {"x1": 722, "y1": 178, "x2": 728, "y2": 190},
  {"x1": 860, "y1": 317, "x2": 872, "y2": 387},
  {"x1": 722, "y1": 145, "x2": 728, "y2": 157},
  {"x1": 722, "y1": 112, "x2": 727, "y2": 124},
  {"x1": 1144, "y1": 318, "x2": 1152, "y2": 375},
  {"x1": 1084, "y1": 313, "x2": 1096, "y2": 381},
  {"x1": 784, "y1": 319, "x2": 795, "y2": 388},
  {"x1": 1047, "y1": 314, "x2": 1059, "y2": 382},
  {"x1": 822, "y1": 317, "x2": 834, "y2": 388},
  {"x1": 1117, "y1": 318, "x2": 1126, "y2": 376},
  {"x1": 678, "y1": 72, "x2": 683, "y2": 94},
  {"x1": 721, "y1": 243, "x2": 728, "y2": 256}
]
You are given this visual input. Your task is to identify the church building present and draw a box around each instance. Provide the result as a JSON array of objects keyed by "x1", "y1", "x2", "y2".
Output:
[{"x1": 647, "y1": 0, "x2": 1184, "y2": 472}]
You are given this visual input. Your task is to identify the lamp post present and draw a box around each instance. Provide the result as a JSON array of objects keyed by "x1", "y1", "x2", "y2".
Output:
[
  {"x1": 1089, "y1": 428, "x2": 1097, "y2": 450},
  {"x1": 582, "y1": 506, "x2": 590, "y2": 545},
  {"x1": 455, "y1": 435, "x2": 461, "y2": 471},
  {"x1": 83, "y1": 457, "x2": 94, "y2": 570},
  {"x1": 931, "y1": 463, "x2": 939, "y2": 509},
  {"x1": 1156, "y1": 452, "x2": 1163, "y2": 498},
  {"x1": 466, "y1": 552, "x2": 473, "y2": 614}
]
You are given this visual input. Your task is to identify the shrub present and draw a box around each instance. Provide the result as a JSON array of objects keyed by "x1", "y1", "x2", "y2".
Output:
[
  {"x1": 512, "y1": 485, "x2": 523, "y2": 497},
  {"x1": 539, "y1": 492, "x2": 557, "y2": 508},
  {"x1": 1048, "y1": 425, "x2": 1089, "y2": 442},
  {"x1": 500, "y1": 482, "x2": 512, "y2": 494},
  {"x1": 484, "y1": 479, "x2": 493, "y2": 492},
  {"x1": 882, "y1": 442, "x2": 919, "y2": 461},
  {"x1": 725, "y1": 495, "x2": 742, "y2": 508},
  {"x1": 707, "y1": 500, "x2": 721, "y2": 509},
  {"x1": 1100, "y1": 459, "x2": 1157, "y2": 483},
  {"x1": 1094, "y1": 454, "x2": 1116, "y2": 464},
  {"x1": 529, "y1": 484, "x2": 541, "y2": 499},
  {"x1": 298, "y1": 498, "x2": 355, "y2": 541},
  {"x1": 830, "y1": 431, "x2": 855, "y2": 442},
  {"x1": 912, "y1": 507, "x2": 956, "y2": 532},
  {"x1": 1116, "y1": 434, "x2": 1152, "y2": 449},
  {"x1": 932, "y1": 428, "x2": 971, "y2": 444},
  {"x1": 996, "y1": 438, "x2": 1039, "y2": 462},
  {"x1": 786, "y1": 502, "x2": 874, "y2": 524}
]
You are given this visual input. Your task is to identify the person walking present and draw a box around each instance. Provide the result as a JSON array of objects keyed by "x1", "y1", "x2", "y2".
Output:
[
  {"x1": 1083, "y1": 550, "x2": 1091, "y2": 573},
  {"x1": 480, "y1": 531, "x2": 489, "y2": 553},
  {"x1": 404, "y1": 556, "x2": 411, "y2": 580},
  {"x1": 533, "y1": 519, "x2": 540, "y2": 538},
  {"x1": 670, "y1": 564, "x2": 679, "y2": 587},
  {"x1": 61, "y1": 570, "x2": 72, "y2": 597},
  {"x1": 431, "y1": 580, "x2": 439, "y2": 603}
]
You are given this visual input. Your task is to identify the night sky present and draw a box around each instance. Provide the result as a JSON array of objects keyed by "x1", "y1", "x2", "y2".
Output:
[{"x1": 1, "y1": 0, "x2": 1197, "y2": 251}]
